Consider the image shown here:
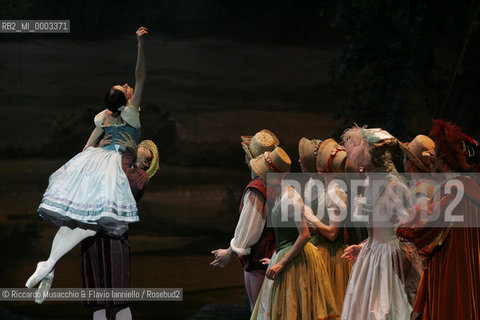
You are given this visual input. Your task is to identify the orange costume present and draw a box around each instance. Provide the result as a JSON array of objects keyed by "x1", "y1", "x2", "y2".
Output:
[{"x1": 398, "y1": 175, "x2": 480, "y2": 320}]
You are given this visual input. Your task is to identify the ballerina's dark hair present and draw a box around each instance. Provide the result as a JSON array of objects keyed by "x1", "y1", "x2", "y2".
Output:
[{"x1": 105, "y1": 87, "x2": 127, "y2": 116}]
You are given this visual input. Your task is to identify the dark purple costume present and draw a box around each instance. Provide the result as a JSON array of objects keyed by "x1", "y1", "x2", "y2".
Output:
[{"x1": 81, "y1": 147, "x2": 149, "y2": 318}]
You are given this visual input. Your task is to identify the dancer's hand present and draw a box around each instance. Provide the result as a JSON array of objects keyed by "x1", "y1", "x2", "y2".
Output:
[
  {"x1": 116, "y1": 132, "x2": 136, "y2": 150},
  {"x1": 260, "y1": 258, "x2": 271, "y2": 266},
  {"x1": 210, "y1": 248, "x2": 234, "y2": 268},
  {"x1": 341, "y1": 244, "x2": 363, "y2": 264},
  {"x1": 354, "y1": 196, "x2": 366, "y2": 207},
  {"x1": 266, "y1": 263, "x2": 284, "y2": 280},
  {"x1": 98, "y1": 134, "x2": 112, "y2": 148},
  {"x1": 410, "y1": 312, "x2": 423, "y2": 320},
  {"x1": 136, "y1": 27, "x2": 148, "y2": 43}
]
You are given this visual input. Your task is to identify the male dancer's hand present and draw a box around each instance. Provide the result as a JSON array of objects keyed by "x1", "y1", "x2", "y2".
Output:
[
  {"x1": 98, "y1": 134, "x2": 112, "y2": 148},
  {"x1": 210, "y1": 248, "x2": 234, "y2": 268},
  {"x1": 116, "y1": 132, "x2": 136, "y2": 150}
]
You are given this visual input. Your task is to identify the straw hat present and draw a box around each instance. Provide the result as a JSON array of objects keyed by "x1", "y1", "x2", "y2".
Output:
[
  {"x1": 316, "y1": 138, "x2": 356, "y2": 173},
  {"x1": 139, "y1": 139, "x2": 159, "y2": 179},
  {"x1": 241, "y1": 129, "x2": 280, "y2": 160},
  {"x1": 399, "y1": 135, "x2": 435, "y2": 172},
  {"x1": 250, "y1": 147, "x2": 291, "y2": 180},
  {"x1": 298, "y1": 137, "x2": 322, "y2": 173}
]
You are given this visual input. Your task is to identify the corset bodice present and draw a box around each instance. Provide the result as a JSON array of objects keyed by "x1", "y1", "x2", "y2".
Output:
[{"x1": 102, "y1": 124, "x2": 141, "y2": 151}]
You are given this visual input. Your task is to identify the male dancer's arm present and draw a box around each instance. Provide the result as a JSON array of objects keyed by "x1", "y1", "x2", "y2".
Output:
[
  {"x1": 210, "y1": 190, "x2": 265, "y2": 267},
  {"x1": 98, "y1": 133, "x2": 150, "y2": 199},
  {"x1": 115, "y1": 133, "x2": 150, "y2": 200},
  {"x1": 122, "y1": 146, "x2": 149, "y2": 200}
]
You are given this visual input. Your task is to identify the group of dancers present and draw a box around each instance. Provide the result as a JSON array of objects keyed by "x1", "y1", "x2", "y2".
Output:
[
  {"x1": 211, "y1": 122, "x2": 480, "y2": 320},
  {"x1": 21, "y1": 25, "x2": 480, "y2": 320}
]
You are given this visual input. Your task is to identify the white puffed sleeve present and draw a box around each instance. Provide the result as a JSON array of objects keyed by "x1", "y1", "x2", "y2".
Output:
[
  {"x1": 304, "y1": 177, "x2": 324, "y2": 202},
  {"x1": 94, "y1": 109, "x2": 107, "y2": 129},
  {"x1": 121, "y1": 106, "x2": 141, "y2": 129},
  {"x1": 326, "y1": 181, "x2": 348, "y2": 215},
  {"x1": 280, "y1": 186, "x2": 305, "y2": 220},
  {"x1": 383, "y1": 175, "x2": 412, "y2": 227},
  {"x1": 230, "y1": 190, "x2": 266, "y2": 255}
]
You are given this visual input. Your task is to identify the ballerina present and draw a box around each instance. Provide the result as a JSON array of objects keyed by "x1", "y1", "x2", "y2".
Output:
[
  {"x1": 299, "y1": 137, "x2": 358, "y2": 313},
  {"x1": 26, "y1": 26, "x2": 148, "y2": 289},
  {"x1": 340, "y1": 126, "x2": 422, "y2": 320}
]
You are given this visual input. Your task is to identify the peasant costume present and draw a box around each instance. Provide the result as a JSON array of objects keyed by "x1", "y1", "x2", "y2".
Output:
[
  {"x1": 398, "y1": 175, "x2": 480, "y2": 320},
  {"x1": 81, "y1": 144, "x2": 150, "y2": 317},
  {"x1": 251, "y1": 186, "x2": 339, "y2": 320},
  {"x1": 304, "y1": 177, "x2": 352, "y2": 313},
  {"x1": 341, "y1": 174, "x2": 422, "y2": 320},
  {"x1": 232, "y1": 177, "x2": 276, "y2": 272},
  {"x1": 38, "y1": 106, "x2": 141, "y2": 237}
]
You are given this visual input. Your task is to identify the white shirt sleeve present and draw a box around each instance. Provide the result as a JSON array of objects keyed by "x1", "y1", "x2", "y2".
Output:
[
  {"x1": 230, "y1": 190, "x2": 266, "y2": 255},
  {"x1": 326, "y1": 182, "x2": 348, "y2": 215},
  {"x1": 384, "y1": 176, "x2": 412, "y2": 226},
  {"x1": 280, "y1": 186, "x2": 305, "y2": 220}
]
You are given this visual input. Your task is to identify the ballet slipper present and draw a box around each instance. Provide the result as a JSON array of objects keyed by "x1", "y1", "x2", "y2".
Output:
[
  {"x1": 25, "y1": 260, "x2": 55, "y2": 289},
  {"x1": 34, "y1": 270, "x2": 54, "y2": 304}
]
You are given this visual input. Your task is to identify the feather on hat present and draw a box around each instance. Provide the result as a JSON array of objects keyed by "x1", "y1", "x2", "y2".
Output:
[{"x1": 342, "y1": 125, "x2": 396, "y2": 168}]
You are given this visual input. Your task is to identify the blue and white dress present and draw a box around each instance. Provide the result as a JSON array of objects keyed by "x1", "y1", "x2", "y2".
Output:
[{"x1": 38, "y1": 106, "x2": 141, "y2": 237}]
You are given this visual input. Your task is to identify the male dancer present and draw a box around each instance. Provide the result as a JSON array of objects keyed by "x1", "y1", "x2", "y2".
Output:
[
  {"x1": 210, "y1": 129, "x2": 278, "y2": 311},
  {"x1": 398, "y1": 120, "x2": 480, "y2": 320},
  {"x1": 400, "y1": 134, "x2": 436, "y2": 222},
  {"x1": 82, "y1": 132, "x2": 158, "y2": 320},
  {"x1": 36, "y1": 132, "x2": 159, "y2": 320}
]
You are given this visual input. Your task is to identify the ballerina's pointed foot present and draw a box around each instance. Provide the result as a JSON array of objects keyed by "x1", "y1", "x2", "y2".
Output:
[
  {"x1": 25, "y1": 260, "x2": 55, "y2": 289},
  {"x1": 35, "y1": 270, "x2": 54, "y2": 304}
]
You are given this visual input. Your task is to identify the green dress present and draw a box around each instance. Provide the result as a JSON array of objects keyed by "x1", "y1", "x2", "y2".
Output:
[{"x1": 251, "y1": 187, "x2": 339, "y2": 320}]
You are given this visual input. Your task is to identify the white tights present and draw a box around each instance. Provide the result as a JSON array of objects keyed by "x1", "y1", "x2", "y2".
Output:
[
  {"x1": 93, "y1": 307, "x2": 132, "y2": 320},
  {"x1": 26, "y1": 226, "x2": 96, "y2": 288}
]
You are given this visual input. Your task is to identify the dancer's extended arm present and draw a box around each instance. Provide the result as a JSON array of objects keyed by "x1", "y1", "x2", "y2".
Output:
[
  {"x1": 129, "y1": 27, "x2": 148, "y2": 110},
  {"x1": 304, "y1": 206, "x2": 340, "y2": 242},
  {"x1": 210, "y1": 190, "x2": 265, "y2": 267},
  {"x1": 304, "y1": 183, "x2": 347, "y2": 241}
]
